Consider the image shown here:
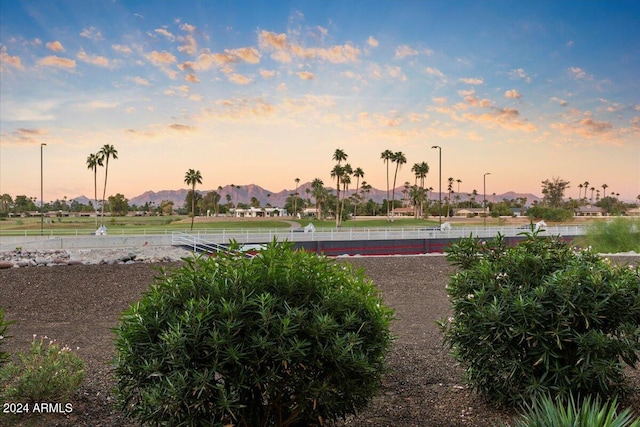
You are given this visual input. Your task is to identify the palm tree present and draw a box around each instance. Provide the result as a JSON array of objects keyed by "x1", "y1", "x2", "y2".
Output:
[
  {"x1": 330, "y1": 164, "x2": 345, "y2": 226},
  {"x1": 352, "y1": 167, "x2": 364, "y2": 219},
  {"x1": 583, "y1": 181, "x2": 589, "y2": 202},
  {"x1": 184, "y1": 169, "x2": 202, "y2": 230},
  {"x1": 340, "y1": 164, "x2": 352, "y2": 222},
  {"x1": 380, "y1": 150, "x2": 393, "y2": 220},
  {"x1": 390, "y1": 151, "x2": 407, "y2": 221},
  {"x1": 98, "y1": 144, "x2": 118, "y2": 226},
  {"x1": 360, "y1": 181, "x2": 372, "y2": 215},
  {"x1": 590, "y1": 187, "x2": 595, "y2": 204},
  {"x1": 601, "y1": 184, "x2": 608, "y2": 201},
  {"x1": 293, "y1": 177, "x2": 300, "y2": 217},
  {"x1": 311, "y1": 178, "x2": 325, "y2": 220},
  {"x1": 411, "y1": 162, "x2": 429, "y2": 218},
  {"x1": 578, "y1": 183, "x2": 583, "y2": 200},
  {"x1": 86, "y1": 152, "x2": 103, "y2": 227},
  {"x1": 332, "y1": 149, "x2": 348, "y2": 227}
]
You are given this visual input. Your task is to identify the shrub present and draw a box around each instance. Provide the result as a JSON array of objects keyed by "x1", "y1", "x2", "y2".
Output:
[
  {"x1": 440, "y1": 232, "x2": 640, "y2": 405},
  {"x1": 580, "y1": 218, "x2": 640, "y2": 254},
  {"x1": 499, "y1": 394, "x2": 639, "y2": 427},
  {"x1": 0, "y1": 308, "x2": 13, "y2": 367},
  {"x1": 113, "y1": 241, "x2": 394, "y2": 427},
  {"x1": 0, "y1": 335, "x2": 85, "y2": 403},
  {"x1": 527, "y1": 205, "x2": 574, "y2": 222}
]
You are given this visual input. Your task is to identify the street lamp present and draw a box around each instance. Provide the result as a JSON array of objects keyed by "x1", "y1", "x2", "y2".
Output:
[
  {"x1": 431, "y1": 146, "x2": 442, "y2": 226},
  {"x1": 483, "y1": 172, "x2": 491, "y2": 229},
  {"x1": 40, "y1": 143, "x2": 47, "y2": 235}
]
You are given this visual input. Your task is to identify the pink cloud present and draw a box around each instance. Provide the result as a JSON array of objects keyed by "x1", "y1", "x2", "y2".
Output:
[
  {"x1": 505, "y1": 89, "x2": 521, "y2": 99},
  {"x1": 46, "y1": 41, "x2": 64, "y2": 52},
  {"x1": 37, "y1": 55, "x2": 76, "y2": 69}
]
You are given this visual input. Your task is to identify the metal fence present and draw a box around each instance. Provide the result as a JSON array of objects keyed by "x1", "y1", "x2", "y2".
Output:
[{"x1": 171, "y1": 225, "x2": 588, "y2": 246}]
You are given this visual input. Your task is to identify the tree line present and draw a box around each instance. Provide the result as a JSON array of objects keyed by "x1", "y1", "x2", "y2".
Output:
[{"x1": 1, "y1": 147, "x2": 637, "y2": 222}]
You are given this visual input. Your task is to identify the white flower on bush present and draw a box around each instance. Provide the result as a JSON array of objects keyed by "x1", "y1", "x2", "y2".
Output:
[{"x1": 467, "y1": 293, "x2": 475, "y2": 299}]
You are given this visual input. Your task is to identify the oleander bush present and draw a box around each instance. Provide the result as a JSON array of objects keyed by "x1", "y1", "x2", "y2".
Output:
[
  {"x1": 0, "y1": 335, "x2": 85, "y2": 403},
  {"x1": 440, "y1": 232, "x2": 640, "y2": 405},
  {"x1": 0, "y1": 308, "x2": 13, "y2": 367},
  {"x1": 113, "y1": 241, "x2": 394, "y2": 427},
  {"x1": 499, "y1": 394, "x2": 639, "y2": 427}
]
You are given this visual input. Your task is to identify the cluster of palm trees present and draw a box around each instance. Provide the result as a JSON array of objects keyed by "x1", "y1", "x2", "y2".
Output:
[
  {"x1": 85, "y1": 144, "x2": 118, "y2": 227},
  {"x1": 577, "y1": 181, "x2": 618, "y2": 205},
  {"x1": 322, "y1": 149, "x2": 433, "y2": 225}
]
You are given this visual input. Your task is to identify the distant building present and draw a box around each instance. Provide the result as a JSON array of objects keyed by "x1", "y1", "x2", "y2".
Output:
[
  {"x1": 453, "y1": 208, "x2": 486, "y2": 217},
  {"x1": 574, "y1": 206, "x2": 605, "y2": 217}
]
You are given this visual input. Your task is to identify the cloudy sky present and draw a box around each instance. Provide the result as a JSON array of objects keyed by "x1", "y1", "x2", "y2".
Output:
[{"x1": 1, "y1": 0, "x2": 639, "y2": 203}]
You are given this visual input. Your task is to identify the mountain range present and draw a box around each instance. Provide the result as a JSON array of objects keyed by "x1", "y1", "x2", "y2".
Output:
[{"x1": 72, "y1": 183, "x2": 542, "y2": 209}]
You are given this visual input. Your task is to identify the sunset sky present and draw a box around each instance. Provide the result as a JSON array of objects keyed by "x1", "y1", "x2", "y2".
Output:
[{"x1": 1, "y1": 0, "x2": 639, "y2": 204}]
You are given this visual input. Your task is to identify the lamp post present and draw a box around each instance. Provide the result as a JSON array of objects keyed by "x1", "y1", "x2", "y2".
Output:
[
  {"x1": 431, "y1": 146, "x2": 442, "y2": 226},
  {"x1": 483, "y1": 172, "x2": 491, "y2": 229},
  {"x1": 40, "y1": 143, "x2": 47, "y2": 235}
]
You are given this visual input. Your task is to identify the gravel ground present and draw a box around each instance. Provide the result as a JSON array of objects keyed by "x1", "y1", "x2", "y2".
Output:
[{"x1": 1, "y1": 252, "x2": 639, "y2": 426}]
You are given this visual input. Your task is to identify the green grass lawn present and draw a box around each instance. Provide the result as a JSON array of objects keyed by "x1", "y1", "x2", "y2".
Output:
[
  {"x1": 0, "y1": 214, "x2": 597, "y2": 236},
  {"x1": 0, "y1": 215, "x2": 445, "y2": 235}
]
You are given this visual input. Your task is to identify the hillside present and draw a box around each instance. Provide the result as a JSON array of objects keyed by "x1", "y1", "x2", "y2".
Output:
[{"x1": 119, "y1": 183, "x2": 541, "y2": 209}]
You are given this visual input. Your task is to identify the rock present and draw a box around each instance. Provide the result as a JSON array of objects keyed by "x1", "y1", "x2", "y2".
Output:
[
  {"x1": 0, "y1": 261, "x2": 14, "y2": 269},
  {"x1": 35, "y1": 256, "x2": 49, "y2": 265}
]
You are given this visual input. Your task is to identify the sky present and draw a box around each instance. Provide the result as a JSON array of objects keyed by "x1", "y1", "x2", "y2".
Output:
[{"x1": 1, "y1": 0, "x2": 639, "y2": 204}]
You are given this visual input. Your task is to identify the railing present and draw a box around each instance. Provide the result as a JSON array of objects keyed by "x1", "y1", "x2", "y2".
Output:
[{"x1": 170, "y1": 225, "x2": 588, "y2": 246}]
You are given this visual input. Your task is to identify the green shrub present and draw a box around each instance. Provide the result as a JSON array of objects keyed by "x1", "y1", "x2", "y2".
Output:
[
  {"x1": 580, "y1": 218, "x2": 640, "y2": 253},
  {"x1": 499, "y1": 394, "x2": 639, "y2": 427},
  {"x1": 113, "y1": 241, "x2": 394, "y2": 427},
  {"x1": 527, "y1": 205, "x2": 574, "y2": 222},
  {"x1": 0, "y1": 335, "x2": 85, "y2": 403},
  {"x1": 0, "y1": 308, "x2": 13, "y2": 367},
  {"x1": 440, "y1": 232, "x2": 640, "y2": 405}
]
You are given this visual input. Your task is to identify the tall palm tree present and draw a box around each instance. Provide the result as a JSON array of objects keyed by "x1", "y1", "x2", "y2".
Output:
[
  {"x1": 602, "y1": 184, "x2": 608, "y2": 201},
  {"x1": 340, "y1": 164, "x2": 352, "y2": 222},
  {"x1": 447, "y1": 177, "x2": 454, "y2": 216},
  {"x1": 311, "y1": 178, "x2": 325, "y2": 220},
  {"x1": 411, "y1": 162, "x2": 429, "y2": 218},
  {"x1": 352, "y1": 167, "x2": 364, "y2": 219},
  {"x1": 293, "y1": 177, "x2": 300, "y2": 216},
  {"x1": 380, "y1": 150, "x2": 393, "y2": 220},
  {"x1": 98, "y1": 144, "x2": 118, "y2": 226},
  {"x1": 583, "y1": 181, "x2": 589, "y2": 201},
  {"x1": 184, "y1": 169, "x2": 202, "y2": 230},
  {"x1": 86, "y1": 152, "x2": 103, "y2": 227},
  {"x1": 332, "y1": 149, "x2": 348, "y2": 227},
  {"x1": 390, "y1": 151, "x2": 407, "y2": 221},
  {"x1": 360, "y1": 181, "x2": 372, "y2": 214},
  {"x1": 330, "y1": 164, "x2": 345, "y2": 226},
  {"x1": 590, "y1": 187, "x2": 595, "y2": 204},
  {"x1": 578, "y1": 183, "x2": 583, "y2": 200}
]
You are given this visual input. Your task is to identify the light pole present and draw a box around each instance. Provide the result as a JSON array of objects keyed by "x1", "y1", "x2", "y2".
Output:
[
  {"x1": 431, "y1": 146, "x2": 442, "y2": 226},
  {"x1": 483, "y1": 172, "x2": 491, "y2": 229},
  {"x1": 40, "y1": 143, "x2": 47, "y2": 235}
]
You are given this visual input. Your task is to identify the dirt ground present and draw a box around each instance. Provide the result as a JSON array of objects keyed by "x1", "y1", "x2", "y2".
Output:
[{"x1": 1, "y1": 255, "x2": 639, "y2": 426}]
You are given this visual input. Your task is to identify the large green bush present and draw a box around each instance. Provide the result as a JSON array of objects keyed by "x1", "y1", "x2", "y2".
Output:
[
  {"x1": 113, "y1": 241, "x2": 394, "y2": 426},
  {"x1": 440, "y1": 232, "x2": 640, "y2": 405}
]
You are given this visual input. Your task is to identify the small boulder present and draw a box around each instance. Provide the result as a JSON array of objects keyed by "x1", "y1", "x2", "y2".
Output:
[{"x1": 0, "y1": 261, "x2": 14, "y2": 269}]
